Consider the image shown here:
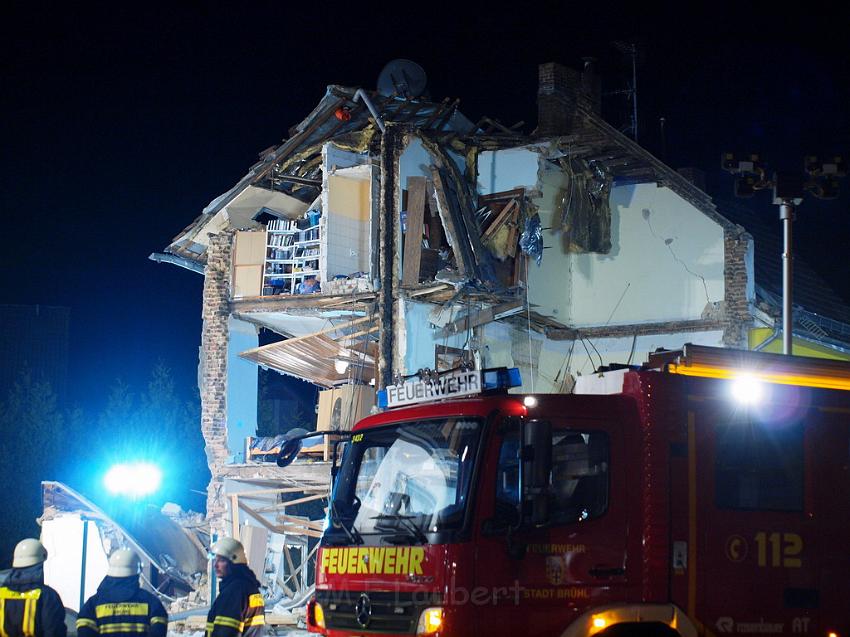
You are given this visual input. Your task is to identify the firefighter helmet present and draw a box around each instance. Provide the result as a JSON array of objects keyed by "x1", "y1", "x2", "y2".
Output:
[
  {"x1": 211, "y1": 537, "x2": 247, "y2": 565},
  {"x1": 13, "y1": 538, "x2": 48, "y2": 568},
  {"x1": 108, "y1": 549, "x2": 141, "y2": 577}
]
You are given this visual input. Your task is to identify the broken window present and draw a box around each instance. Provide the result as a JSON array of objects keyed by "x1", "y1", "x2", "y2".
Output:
[{"x1": 475, "y1": 188, "x2": 529, "y2": 288}]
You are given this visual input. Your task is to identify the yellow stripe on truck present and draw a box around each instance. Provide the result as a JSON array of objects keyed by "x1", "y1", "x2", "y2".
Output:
[{"x1": 320, "y1": 547, "x2": 425, "y2": 575}]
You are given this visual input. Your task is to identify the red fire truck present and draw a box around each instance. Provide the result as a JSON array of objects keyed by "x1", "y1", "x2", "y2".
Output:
[{"x1": 286, "y1": 344, "x2": 850, "y2": 636}]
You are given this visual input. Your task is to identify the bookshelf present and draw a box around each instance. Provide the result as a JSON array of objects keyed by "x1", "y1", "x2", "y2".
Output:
[{"x1": 263, "y1": 217, "x2": 323, "y2": 295}]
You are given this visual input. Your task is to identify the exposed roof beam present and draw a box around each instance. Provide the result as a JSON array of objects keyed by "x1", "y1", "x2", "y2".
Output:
[{"x1": 148, "y1": 252, "x2": 204, "y2": 274}]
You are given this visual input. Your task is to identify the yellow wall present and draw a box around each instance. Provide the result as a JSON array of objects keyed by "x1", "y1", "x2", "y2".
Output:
[
  {"x1": 328, "y1": 175, "x2": 370, "y2": 220},
  {"x1": 748, "y1": 327, "x2": 850, "y2": 361}
]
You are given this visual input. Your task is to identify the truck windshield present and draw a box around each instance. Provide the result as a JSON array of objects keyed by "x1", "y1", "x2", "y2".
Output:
[{"x1": 328, "y1": 417, "x2": 482, "y2": 542}]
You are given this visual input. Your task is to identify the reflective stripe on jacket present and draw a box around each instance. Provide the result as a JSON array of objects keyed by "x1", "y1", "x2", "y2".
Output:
[
  {"x1": 0, "y1": 584, "x2": 67, "y2": 637},
  {"x1": 205, "y1": 565, "x2": 265, "y2": 637},
  {"x1": 76, "y1": 577, "x2": 167, "y2": 637}
]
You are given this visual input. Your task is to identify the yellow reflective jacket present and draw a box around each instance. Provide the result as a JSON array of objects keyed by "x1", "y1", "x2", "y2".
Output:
[
  {"x1": 0, "y1": 566, "x2": 67, "y2": 637},
  {"x1": 76, "y1": 576, "x2": 167, "y2": 637},
  {"x1": 206, "y1": 566, "x2": 264, "y2": 637}
]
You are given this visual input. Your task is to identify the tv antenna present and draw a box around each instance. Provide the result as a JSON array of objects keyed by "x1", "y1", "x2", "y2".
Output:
[{"x1": 610, "y1": 41, "x2": 640, "y2": 142}]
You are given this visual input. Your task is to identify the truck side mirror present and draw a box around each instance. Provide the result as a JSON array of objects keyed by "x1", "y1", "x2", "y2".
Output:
[
  {"x1": 276, "y1": 428, "x2": 309, "y2": 467},
  {"x1": 522, "y1": 419, "x2": 552, "y2": 526}
]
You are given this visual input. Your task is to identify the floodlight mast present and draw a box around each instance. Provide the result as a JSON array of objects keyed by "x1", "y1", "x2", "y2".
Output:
[
  {"x1": 721, "y1": 154, "x2": 845, "y2": 355},
  {"x1": 779, "y1": 199, "x2": 794, "y2": 355}
]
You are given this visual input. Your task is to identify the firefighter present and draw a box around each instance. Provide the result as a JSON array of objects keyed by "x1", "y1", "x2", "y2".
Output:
[
  {"x1": 206, "y1": 538, "x2": 265, "y2": 637},
  {"x1": 76, "y1": 549, "x2": 168, "y2": 637},
  {"x1": 0, "y1": 538, "x2": 67, "y2": 637}
]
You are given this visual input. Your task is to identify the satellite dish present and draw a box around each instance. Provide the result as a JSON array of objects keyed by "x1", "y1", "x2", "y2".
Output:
[{"x1": 377, "y1": 60, "x2": 427, "y2": 99}]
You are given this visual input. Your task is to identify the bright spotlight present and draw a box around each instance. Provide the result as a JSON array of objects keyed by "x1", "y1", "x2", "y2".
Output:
[
  {"x1": 523, "y1": 396, "x2": 538, "y2": 408},
  {"x1": 104, "y1": 462, "x2": 162, "y2": 497},
  {"x1": 730, "y1": 374, "x2": 765, "y2": 405}
]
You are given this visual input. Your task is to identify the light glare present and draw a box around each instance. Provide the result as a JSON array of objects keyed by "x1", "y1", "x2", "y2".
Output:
[
  {"x1": 104, "y1": 462, "x2": 162, "y2": 497},
  {"x1": 523, "y1": 396, "x2": 538, "y2": 407},
  {"x1": 730, "y1": 374, "x2": 764, "y2": 405}
]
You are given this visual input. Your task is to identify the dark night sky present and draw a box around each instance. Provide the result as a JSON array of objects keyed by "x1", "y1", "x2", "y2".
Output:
[{"x1": 2, "y1": 3, "x2": 848, "y2": 411}]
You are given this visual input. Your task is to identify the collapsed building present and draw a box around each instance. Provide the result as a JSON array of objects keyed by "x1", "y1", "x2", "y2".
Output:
[{"x1": 153, "y1": 60, "x2": 850, "y2": 605}]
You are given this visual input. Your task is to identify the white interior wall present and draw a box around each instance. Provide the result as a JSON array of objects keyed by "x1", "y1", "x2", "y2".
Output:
[
  {"x1": 477, "y1": 148, "x2": 541, "y2": 195},
  {"x1": 227, "y1": 317, "x2": 258, "y2": 462},
  {"x1": 42, "y1": 516, "x2": 109, "y2": 612},
  {"x1": 529, "y1": 181, "x2": 726, "y2": 326},
  {"x1": 527, "y1": 160, "x2": 572, "y2": 320}
]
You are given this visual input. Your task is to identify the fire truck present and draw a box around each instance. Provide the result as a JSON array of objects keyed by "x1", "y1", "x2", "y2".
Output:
[{"x1": 281, "y1": 344, "x2": 850, "y2": 636}]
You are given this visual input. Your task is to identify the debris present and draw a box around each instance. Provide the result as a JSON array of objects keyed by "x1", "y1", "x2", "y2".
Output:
[{"x1": 519, "y1": 214, "x2": 544, "y2": 265}]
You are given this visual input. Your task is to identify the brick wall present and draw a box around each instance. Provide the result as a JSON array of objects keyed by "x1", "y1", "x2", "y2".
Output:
[
  {"x1": 538, "y1": 62, "x2": 580, "y2": 136},
  {"x1": 200, "y1": 230, "x2": 234, "y2": 534},
  {"x1": 538, "y1": 62, "x2": 600, "y2": 136},
  {"x1": 723, "y1": 227, "x2": 753, "y2": 347}
]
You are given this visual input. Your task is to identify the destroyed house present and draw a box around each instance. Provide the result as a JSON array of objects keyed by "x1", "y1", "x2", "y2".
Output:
[{"x1": 155, "y1": 62, "x2": 850, "y2": 536}]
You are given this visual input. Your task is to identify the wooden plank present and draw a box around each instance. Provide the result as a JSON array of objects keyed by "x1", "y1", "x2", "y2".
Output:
[
  {"x1": 239, "y1": 316, "x2": 372, "y2": 357},
  {"x1": 430, "y1": 167, "x2": 467, "y2": 276},
  {"x1": 482, "y1": 200, "x2": 518, "y2": 241},
  {"x1": 478, "y1": 188, "x2": 525, "y2": 203},
  {"x1": 505, "y1": 207, "x2": 521, "y2": 258},
  {"x1": 228, "y1": 486, "x2": 325, "y2": 497},
  {"x1": 278, "y1": 493, "x2": 327, "y2": 508},
  {"x1": 283, "y1": 546, "x2": 299, "y2": 593},
  {"x1": 438, "y1": 300, "x2": 523, "y2": 337},
  {"x1": 278, "y1": 514, "x2": 325, "y2": 531},
  {"x1": 237, "y1": 501, "x2": 284, "y2": 534},
  {"x1": 427, "y1": 190, "x2": 443, "y2": 249},
  {"x1": 230, "y1": 495, "x2": 240, "y2": 538},
  {"x1": 401, "y1": 177, "x2": 428, "y2": 287}
]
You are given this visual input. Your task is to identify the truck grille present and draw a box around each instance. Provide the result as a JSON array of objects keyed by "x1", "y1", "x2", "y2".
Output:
[{"x1": 316, "y1": 590, "x2": 441, "y2": 634}]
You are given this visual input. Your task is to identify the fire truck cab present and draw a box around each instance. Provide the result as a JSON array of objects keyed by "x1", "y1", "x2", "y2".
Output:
[{"x1": 302, "y1": 345, "x2": 850, "y2": 637}]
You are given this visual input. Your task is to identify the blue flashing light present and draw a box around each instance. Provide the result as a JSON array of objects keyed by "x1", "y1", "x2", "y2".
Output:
[
  {"x1": 104, "y1": 462, "x2": 162, "y2": 498},
  {"x1": 482, "y1": 367, "x2": 522, "y2": 391},
  {"x1": 377, "y1": 389, "x2": 388, "y2": 408}
]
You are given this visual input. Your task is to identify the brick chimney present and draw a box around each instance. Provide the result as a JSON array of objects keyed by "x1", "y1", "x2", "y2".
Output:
[{"x1": 537, "y1": 61, "x2": 601, "y2": 137}]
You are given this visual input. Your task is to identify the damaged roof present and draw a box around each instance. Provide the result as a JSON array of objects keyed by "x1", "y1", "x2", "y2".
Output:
[{"x1": 165, "y1": 85, "x2": 475, "y2": 263}]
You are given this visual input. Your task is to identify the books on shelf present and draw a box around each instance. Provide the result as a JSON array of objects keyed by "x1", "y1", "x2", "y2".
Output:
[
  {"x1": 267, "y1": 218, "x2": 298, "y2": 231},
  {"x1": 268, "y1": 233, "x2": 295, "y2": 247},
  {"x1": 263, "y1": 214, "x2": 324, "y2": 296}
]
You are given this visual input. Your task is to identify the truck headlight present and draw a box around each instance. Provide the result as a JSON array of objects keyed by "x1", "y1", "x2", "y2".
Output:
[
  {"x1": 416, "y1": 607, "x2": 443, "y2": 635},
  {"x1": 310, "y1": 600, "x2": 325, "y2": 629}
]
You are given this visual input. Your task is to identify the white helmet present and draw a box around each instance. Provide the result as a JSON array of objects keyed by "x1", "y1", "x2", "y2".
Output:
[
  {"x1": 107, "y1": 549, "x2": 141, "y2": 577},
  {"x1": 211, "y1": 537, "x2": 247, "y2": 565},
  {"x1": 13, "y1": 538, "x2": 48, "y2": 568}
]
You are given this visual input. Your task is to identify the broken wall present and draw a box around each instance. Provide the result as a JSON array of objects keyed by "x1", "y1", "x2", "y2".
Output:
[
  {"x1": 477, "y1": 148, "x2": 541, "y2": 195},
  {"x1": 200, "y1": 231, "x2": 234, "y2": 530},
  {"x1": 481, "y1": 321, "x2": 726, "y2": 393},
  {"x1": 530, "y1": 182, "x2": 727, "y2": 327},
  {"x1": 399, "y1": 301, "x2": 469, "y2": 375}
]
